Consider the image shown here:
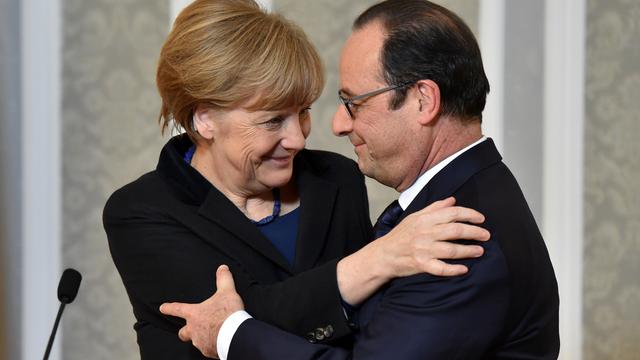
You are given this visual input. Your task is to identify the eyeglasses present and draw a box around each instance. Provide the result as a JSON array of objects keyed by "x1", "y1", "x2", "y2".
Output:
[{"x1": 338, "y1": 81, "x2": 413, "y2": 119}]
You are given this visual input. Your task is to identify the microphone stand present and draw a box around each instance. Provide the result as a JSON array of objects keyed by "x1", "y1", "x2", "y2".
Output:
[{"x1": 43, "y1": 299, "x2": 67, "y2": 360}]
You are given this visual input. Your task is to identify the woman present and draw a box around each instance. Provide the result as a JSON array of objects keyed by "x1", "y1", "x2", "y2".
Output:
[{"x1": 103, "y1": 1, "x2": 488, "y2": 358}]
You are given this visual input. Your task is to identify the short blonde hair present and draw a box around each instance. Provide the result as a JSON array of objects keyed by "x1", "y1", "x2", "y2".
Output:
[{"x1": 156, "y1": 0, "x2": 325, "y2": 140}]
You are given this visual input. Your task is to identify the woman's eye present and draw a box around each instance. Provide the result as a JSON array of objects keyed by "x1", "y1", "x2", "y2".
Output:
[
  {"x1": 263, "y1": 116, "x2": 285, "y2": 129},
  {"x1": 299, "y1": 107, "x2": 311, "y2": 117}
]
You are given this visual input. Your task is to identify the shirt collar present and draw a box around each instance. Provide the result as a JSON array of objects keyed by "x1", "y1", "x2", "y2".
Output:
[{"x1": 398, "y1": 136, "x2": 487, "y2": 210}]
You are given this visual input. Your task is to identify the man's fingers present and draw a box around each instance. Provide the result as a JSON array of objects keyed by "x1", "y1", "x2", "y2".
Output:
[
  {"x1": 216, "y1": 264, "x2": 237, "y2": 293},
  {"x1": 159, "y1": 302, "x2": 189, "y2": 319},
  {"x1": 178, "y1": 326, "x2": 191, "y2": 342}
]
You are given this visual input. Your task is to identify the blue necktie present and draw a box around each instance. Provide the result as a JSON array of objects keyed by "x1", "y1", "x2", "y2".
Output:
[
  {"x1": 372, "y1": 200, "x2": 403, "y2": 239},
  {"x1": 351, "y1": 200, "x2": 404, "y2": 330}
]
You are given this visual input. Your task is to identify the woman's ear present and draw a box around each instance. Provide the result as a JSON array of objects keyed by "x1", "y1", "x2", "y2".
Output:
[
  {"x1": 193, "y1": 104, "x2": 216, "y2": 140},
  {"x1": 415, "y1": 79, "x2": 441, "y2": 126}
]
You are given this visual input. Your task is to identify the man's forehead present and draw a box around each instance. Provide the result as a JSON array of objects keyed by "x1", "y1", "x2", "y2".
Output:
[{"x1": 339, "y1": 22, "x2": 386, "y2": 92}]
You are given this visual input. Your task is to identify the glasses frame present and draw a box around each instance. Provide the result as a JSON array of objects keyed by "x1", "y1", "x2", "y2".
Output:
[{"x1": 338, "y1": 81, "x2": 414, "y2": 119}]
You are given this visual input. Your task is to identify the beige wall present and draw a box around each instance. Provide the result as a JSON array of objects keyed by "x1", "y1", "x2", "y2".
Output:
[
  {"x1": 584, "y1": 0, "x2": 640, "y2": 358},
  {"x1": 61, "y1": 1, "x2": 169, "y2": 359}
]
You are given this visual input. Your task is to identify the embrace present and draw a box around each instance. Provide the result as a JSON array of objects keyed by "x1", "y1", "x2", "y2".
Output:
[{"x1": 104, "y1": 0, "x2": 559, "y2": 359}]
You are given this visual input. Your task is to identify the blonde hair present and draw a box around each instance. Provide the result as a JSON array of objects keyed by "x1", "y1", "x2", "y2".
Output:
[{"x1": 156, "y1": 0, "x2": 325, "y2": 140}]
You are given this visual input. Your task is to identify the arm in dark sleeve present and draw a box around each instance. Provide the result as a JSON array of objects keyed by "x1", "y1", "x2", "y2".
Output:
[
  {"x1": 104, "y1": 203, "x2": 222, "y2": 359},
  {"x1": 228, "y1": 240, "x2": 510, "y2": 360},
  {"x1": 241, "y1": 159, "x2": 373, "y2": 341},
  {"x1": 103, "y1": 196, "x2": 359, "y2": 358},
  {"x1": 237, "y1": 258, "x2": 351, "y2": 341}
]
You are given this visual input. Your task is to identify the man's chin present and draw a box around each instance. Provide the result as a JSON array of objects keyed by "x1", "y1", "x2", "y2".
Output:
[{"x1": 356, "y1": 159, "x2": 375, "y2": 179}]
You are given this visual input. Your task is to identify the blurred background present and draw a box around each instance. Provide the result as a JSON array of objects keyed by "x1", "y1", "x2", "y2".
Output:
[{"x1": 1, "y1": 0, "x2": 638, "y2": 359}]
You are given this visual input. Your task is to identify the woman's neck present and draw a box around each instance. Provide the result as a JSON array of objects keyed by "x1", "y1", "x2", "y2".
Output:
[{"x1": 190, "y1": 145, "x2": 299, "y2": 220}]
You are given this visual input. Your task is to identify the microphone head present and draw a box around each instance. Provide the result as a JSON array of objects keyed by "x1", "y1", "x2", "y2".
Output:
[{"x1": 57, "y1": 268, "x2": 82, "y2": 304}]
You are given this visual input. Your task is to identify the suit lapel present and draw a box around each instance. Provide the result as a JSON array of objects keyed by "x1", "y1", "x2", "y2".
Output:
[
  {"x1": 400, "y1": 138, "x2": 502, "y2": 221},
  {"x1": 158, "y1": 139, "x2": 339, "y2": 275},
  {"x1": 292, "y1": 158, "x2": 338, "y2": 272},
  {"x1": 357, "y1": 139, "x2": 503, "y2": 329},
  {"x1": 198, "y1": 188, "x2": 294, "y2": 273}
]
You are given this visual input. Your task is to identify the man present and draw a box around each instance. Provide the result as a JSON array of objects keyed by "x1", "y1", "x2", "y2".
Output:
[{"x1": 162, "y1": 0, "x2": 560, "y2": 358}]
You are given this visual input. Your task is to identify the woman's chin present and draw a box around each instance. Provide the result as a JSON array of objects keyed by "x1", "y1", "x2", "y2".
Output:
[{"x1": 259, "y1": 168, "x2": 293, "y2": 189}]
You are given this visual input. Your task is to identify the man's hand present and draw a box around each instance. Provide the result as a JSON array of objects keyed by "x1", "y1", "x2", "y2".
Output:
[{"x1": 160, "y1": 265, "x2": 244, "y2": 359}]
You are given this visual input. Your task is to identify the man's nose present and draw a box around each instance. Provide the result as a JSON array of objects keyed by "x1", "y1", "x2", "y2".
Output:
[{"x1": 332, "y1": 106, "x2": 353, "y2": 137}]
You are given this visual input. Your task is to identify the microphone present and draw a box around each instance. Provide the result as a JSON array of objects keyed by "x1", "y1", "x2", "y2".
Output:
[{"x1": 43, "y1": 268, "x2": 82, "y2": 360}]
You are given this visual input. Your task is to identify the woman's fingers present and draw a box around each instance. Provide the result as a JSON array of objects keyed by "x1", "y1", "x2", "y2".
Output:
[
  {"x1": 422, "y1": 197, "x2": 456, "y2": 213},
  {"x1": 431, "y1": 223, "x2": 491, "y2": 242},
  {"x1": 412, "y1": 205, "x2": 486, "y2": 227},
  {"x1": 423, "y1": 259, "x2": 469, "y2": 277},
  {"x1": 425, "y1": 240, "x2": 485, "y2": 260},
  {"x1": 382, "y1": 201, "x2": 490, "y2": 279}
]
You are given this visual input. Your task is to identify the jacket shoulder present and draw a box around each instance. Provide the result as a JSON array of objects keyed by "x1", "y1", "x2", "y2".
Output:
[
  {"x1": 297, "y1": 149, "x2": 362, "y2": 184},
  {"x1": 103, "y1": 171, "x2": 169, "y2": 224}
]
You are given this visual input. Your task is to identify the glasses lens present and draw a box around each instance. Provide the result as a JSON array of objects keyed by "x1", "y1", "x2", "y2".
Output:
[{"x1": 338, "y1": 92, "x2": 354, "y2": 119}]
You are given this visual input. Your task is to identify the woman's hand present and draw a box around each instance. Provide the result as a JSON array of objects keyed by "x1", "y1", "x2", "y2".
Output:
[
  {"x1": 378, "y1": 197, "x2": 489, "y2": 278},
  {"x1": 337, "y1": 197, "x2": 490, "y2": 306}
]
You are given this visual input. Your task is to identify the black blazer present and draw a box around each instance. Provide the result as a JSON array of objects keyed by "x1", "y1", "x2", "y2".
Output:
[
  {"x1": 230, "y1": 139, "x2": 560, "y2": 359},
  {"x1": 103, "y1": 135, "x2": 372, "y2": 359}
]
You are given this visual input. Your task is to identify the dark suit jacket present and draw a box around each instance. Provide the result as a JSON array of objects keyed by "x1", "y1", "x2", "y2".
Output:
[
  {"x1": 103, "y1": 135, "x2": 372, "y2": 359},
  {"x1": 230, "y1": 139, "x2": 560, "y2": 359}
]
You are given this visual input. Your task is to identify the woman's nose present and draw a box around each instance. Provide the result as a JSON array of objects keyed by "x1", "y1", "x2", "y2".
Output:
[{"x1": 281, "y1": 118, "x2": 306, "y2": 150}]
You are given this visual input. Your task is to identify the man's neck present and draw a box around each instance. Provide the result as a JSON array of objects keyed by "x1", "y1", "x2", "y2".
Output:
[{"x1": 417, "y1": 120, "x2": 483, "y2": 181}]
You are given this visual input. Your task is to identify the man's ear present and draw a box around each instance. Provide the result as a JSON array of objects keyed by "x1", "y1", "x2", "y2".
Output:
[
  {"x1": 415, "y1": 79, "x2": 441, "y2": 126},
  {"x1": 193, "y1": 104, "x2": 216, "y2": 140}
]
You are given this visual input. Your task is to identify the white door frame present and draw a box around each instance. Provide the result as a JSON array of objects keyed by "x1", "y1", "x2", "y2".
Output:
[
  {"x1": 543, "y1": 0, "x2": 585, "y2": 358},
  {"x1": 20, "y1": 0, "x2": 62, "y2": 359}
]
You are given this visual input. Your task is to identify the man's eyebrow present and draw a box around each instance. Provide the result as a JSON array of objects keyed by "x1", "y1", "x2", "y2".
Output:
[{"x1": 339, "y1": 87, "x2": 355, "y2": 97}]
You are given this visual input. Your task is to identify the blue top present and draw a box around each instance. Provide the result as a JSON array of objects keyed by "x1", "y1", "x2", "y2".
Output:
[
  {"x1": 256, "y1": 208, "x2": 300, "y2": 266},
  {"x1": 183, "y1": 144, "x2": 298, "y2": 265}
]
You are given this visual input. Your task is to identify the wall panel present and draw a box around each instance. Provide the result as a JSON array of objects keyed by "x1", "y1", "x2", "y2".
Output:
[
  {"x1": 584, "y1": 0, "x2": 640, "y2": 358},
  {"x1": 61, "y1": 1, "x2": 169, "y2": 358}
]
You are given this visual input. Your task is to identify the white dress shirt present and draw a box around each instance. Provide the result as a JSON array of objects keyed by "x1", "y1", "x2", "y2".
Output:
[{"x1": 216, "y1": 136, "x2": 487, "y2": 360}]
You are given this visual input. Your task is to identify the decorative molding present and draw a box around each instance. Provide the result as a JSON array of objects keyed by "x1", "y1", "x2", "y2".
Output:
[
  {"x1": 543, "y1": 0, "x2": 585, "y2": 358},
  {"x1": 20, "y1": 0, "x2": 62, "y2": 359},
  {"x1": 479, "y1": 0, "x2": 505, "y2": 152}
]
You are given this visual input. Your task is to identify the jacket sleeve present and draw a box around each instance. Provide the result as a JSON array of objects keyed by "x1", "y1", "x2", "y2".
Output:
[
  {"x1": 227, "y1": 239, "x2": 511, "y2": 360},
  {"x1": 103, "y1": 193, "x2": 358, "y2": 359}
]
